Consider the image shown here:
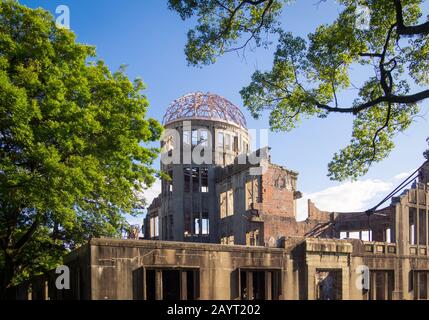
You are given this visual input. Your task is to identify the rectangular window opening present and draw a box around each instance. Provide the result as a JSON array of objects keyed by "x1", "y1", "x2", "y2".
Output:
[
  {"x1": 217, "y1": 132, "x2": 224, "y2": 149},
  {"x1": 192, "y1": 129, "x2": 198, "y2": 146},
  {"x1": 183, "y1": 130, "x2": 191, "y2": 146},
  {"x1": 369, "y1": 270, "x2": 394, "y2": 300},
  {"x1": 225, "y1": 134, "x2": 231, "y2": 150},
  {"x1": 201, "y1": 167, "x2": 208, "y2": 192},
  {"x1": 184, "y1": 167, "x2": 191, "y2": 193},
  {"x1": 239, "y1": 270, "x2": 281, "y2": 300},
  {"x1": 192, "y1": 167, "x2": 200, "y2": 193},
  {"x1": 316, "y1": 269, "x2": 342, "y2": 300}
]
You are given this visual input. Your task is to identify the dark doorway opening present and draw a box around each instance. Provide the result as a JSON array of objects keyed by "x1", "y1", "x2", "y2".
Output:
[
  {"x1": 145, "y1": 270, "x2": 156, "y2": 300},
  {"x1": 316, "y1": 269, "x2": 342, "y2": 300},
  {"x1": 252, "y1": 271, "x2": 265, "y2": 300},
  {"x1": 369, "y1": 270, "x2": 394, "y2": 300},
  {"x1": 240, "y1": 271, "x2": 248, "y2": 300},
  {"x1": 162, "y1": 270, "x2": 181, "y2": 300},
  {"x1": 239, "y1": 269, "x2": 281, "y2": 300},
  {"x1": 144, "y1": 268, "x2": 200, "y2": 300}
]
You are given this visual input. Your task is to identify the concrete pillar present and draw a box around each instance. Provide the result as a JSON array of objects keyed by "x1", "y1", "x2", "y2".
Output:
[
  {"x1": 427, "y1": 272, "x2": 429, "y2": 300},
  {"x1": 342, "y1": 267, "x2": 350, "y2": 300},
  {"x1": 370, "y1": 271, "x2": 376, "y2": 300},
  {"x1": 180, "y1": 271, "x2": 187, "y2": 300},
  {"x1": 155, "y1": 270, "x2": 163, "y2": 300},
  {"x1": 417, "y1": 189, "x2": 420, "y2": 246},
  {"x1": 44, "y1": 280, "x2": 49, "y2": 300},
  {"x1": 396, "y1": 203, "x2": 407, "y2": 299},
  {"x1": 283, "y1": 261, "x2": 293, "y2": 300},
  {"x1": 384, "y1": 272, "x2": 389, "y2": 300},
  {"x1": 307, "y1": 267, "x2": 315, "y2": 300},
  {"x1": 265, "y1": 272, "x2": 272, "y2": 300},
  {"x1": 246, "y1": 271, "x2": 253, "y2": 300},
  {"x1": 425, "y1": 186, "x2": 429, "y2": 251},
  {"x1": 28, "y1": 284, "x2": 32, "y2": 301},
  {"x1": 413, "y1": 272, "x2": 420, "y2": 300},
  {"x1": 142, "y1": 269, "x2": 147, "y2": 300}
]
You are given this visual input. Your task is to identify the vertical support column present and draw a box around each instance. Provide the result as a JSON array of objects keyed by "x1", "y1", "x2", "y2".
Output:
[
  {"x1": 265, "y1": 272, "x2": 272, "y2": 300},
  {"x1": 194, "y1": 270, "x2": 200, "y2": 300},
  {"x1": 427, "y1": 272, "x2": 429, "y2": 300},
  {"x1": 28, "y1": 284, "x2": 32, "y2": 301},
  {"x1": 44, "y1": 280, "x2": 49, "y2": 300},
  {"x1": 417, "y1": 189, "x2": 420, "y2": 247},
  {"x1": 384, "y1": 272, "x2": 389, "y2": 300},
  {"x1": 142, "y1": 268, "x2": 147, "y2": 300},
  {"x1": 424, "y1": 209, "x2": 428, "y2": 246},
  {"x1": 155, "y1": 270, "x2": 163, "y2": 300},
  {"x1": 342, "y1": 267, "x2": 350, "y2": 300},
  {"x1": 306, "y1": 267, "x2": 315, "y2": 300},
  {"x1": 180, "y1": 271, "x2": 187, "y2": 300},
  {"x1": 370, "y1": 271, "x2": 376, "y2": 300},
  {"x1": 280, "y1": 268, "x2": 286, "y2": 300},
  {"x1": 417, "y1": 215, "x2": 420, "y2": 247},
  {"x1": 190, "y1": 166, "x2": 194, "y2": 239},
  {"x1": 198, "y1": 165, "x2": 203, "y2": 242},
  {"x1": 76, "y1": 268, "x2": 80, "y2": 300},
  {"x1": 426, "y1": 188, "x2": 429, "y2": 252},
  {"x1": 246, "y1": 271, "x2": 253, "y2": 300},
  {"x1": 413, "y1": 271, "x2": 418, "y2": 300},
  {"x1": 395, "y1": 203, "x2": 407, "y2": 299}
]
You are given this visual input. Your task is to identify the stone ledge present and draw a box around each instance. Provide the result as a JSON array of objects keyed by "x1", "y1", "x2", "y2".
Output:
[{"x1": 305, "y1": 238, "x2": 353, "y2": 254}]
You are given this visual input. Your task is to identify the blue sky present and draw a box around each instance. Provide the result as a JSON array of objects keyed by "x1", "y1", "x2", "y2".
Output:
[{"x1": 20, "y1": 1, "x2": 429, "y2": 222}]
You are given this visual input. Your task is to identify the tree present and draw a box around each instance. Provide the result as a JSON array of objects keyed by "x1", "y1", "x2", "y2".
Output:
[
  {"x1": 0, "y1": 1, "x2": 162, "y2": 297},
  {"x1": 169, "y1": 0, "x2": 429, "y2": 180}
]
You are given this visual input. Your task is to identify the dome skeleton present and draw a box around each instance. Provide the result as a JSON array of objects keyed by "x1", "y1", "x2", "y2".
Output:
[{"x1": 163, "y1": 92, "x2": 247, "y2": 129}]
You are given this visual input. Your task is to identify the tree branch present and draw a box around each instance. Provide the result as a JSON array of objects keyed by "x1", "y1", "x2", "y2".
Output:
[
  {"x1": 225, "y1": 0, "x2": 274, "y2": 53},
  {"x1": 315, "y1": 89, "x2": 429, "y2": 114},
  {"x1": 394, "y1": 0, "x2": 429, "y2": 36},
  {"x1": 13, "y1": 214, "x2": 41, "y2": 251},
  {"x1": 370, "y1": 103, "x2": 392, "y2": 164}
]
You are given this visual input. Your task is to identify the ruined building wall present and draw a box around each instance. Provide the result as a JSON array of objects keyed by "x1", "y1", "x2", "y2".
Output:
[
  {"x1": 216, "y1": 161, "x2": 331, "y2": 246},
  {"x1": 17, "y1": 234, "x2": 429, "y2": 300}
]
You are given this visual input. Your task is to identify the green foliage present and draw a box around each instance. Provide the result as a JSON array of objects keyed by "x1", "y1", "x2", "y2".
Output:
[
  {"x1": 168, "y1": 0, "x2": 286, "y2": 66},
  {"x1": 170, "y1": 0, "x2": 429, "y2": 180},
  {"x1": 0, "y1": 0, "x2": 162, "y2": 291}
]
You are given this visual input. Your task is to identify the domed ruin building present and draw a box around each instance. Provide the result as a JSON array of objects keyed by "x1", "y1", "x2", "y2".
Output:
[{"x1": 144, "y1": 92, "x2": 328, "y2": 246}]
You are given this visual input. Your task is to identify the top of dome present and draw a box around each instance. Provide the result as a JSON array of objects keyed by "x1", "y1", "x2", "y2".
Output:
[{"x1": 163, "y1": 92, "x2": 247, "y2": 128}]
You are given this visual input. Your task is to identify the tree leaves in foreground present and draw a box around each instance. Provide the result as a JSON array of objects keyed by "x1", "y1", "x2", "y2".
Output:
[
  {"x1": 0, "y1": 1, "x2": 162, "y2": 295},
  {"x1": 169, "y1": 0, "x2": 429, "y2": 180}
]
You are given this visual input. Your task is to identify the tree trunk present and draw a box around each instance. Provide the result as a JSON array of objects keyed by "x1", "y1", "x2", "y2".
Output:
[{"x1": 0, "y1": 252, "x2": 15, "y2": 300}]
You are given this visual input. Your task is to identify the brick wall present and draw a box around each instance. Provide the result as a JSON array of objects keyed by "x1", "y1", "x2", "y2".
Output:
[
  {"x1": 307, "y1": 199, "x2": 330, "y2": 222},
  {"x1": 254, "y1": 164, "x2": 298, "y2": 218},
  {"x1": 254, "y1": 165, "x2": 331, "y2": 245}
]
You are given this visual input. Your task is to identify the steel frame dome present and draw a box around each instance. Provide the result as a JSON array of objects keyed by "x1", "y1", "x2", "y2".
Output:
[{"x1": 163, "y1": 92, "x2": 247, "y2": 129}]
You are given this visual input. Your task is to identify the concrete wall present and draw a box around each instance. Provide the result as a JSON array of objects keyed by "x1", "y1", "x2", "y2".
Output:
[
  {"x1": 88, "y1": 239, "x2": 289, "y2": 300},
  {"x1": 11, "y1": 236, "x2": 429, "y2": 300}
]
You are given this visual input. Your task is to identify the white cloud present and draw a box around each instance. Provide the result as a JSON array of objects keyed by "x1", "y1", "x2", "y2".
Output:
[
  {"x1": 141, "y1": 178, "x2": 162, "y2": 207},
  {"x1": 126, "y1": 178, "x2": 161, "y2": 227},
  {"x1": 296, "y1": 179, "x2": 393, "y2": 221},
  {"x1": 394, "y1": 172, "x2": 411, "y2": 180}
]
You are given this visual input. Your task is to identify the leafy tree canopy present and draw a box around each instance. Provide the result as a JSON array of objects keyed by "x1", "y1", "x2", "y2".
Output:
[
  {"x1": 169, "y1": 0, "x2": 429, "y2": 180},
  {"x1": 0, "y1": 0, "x2": 162, "y2": 294}
]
